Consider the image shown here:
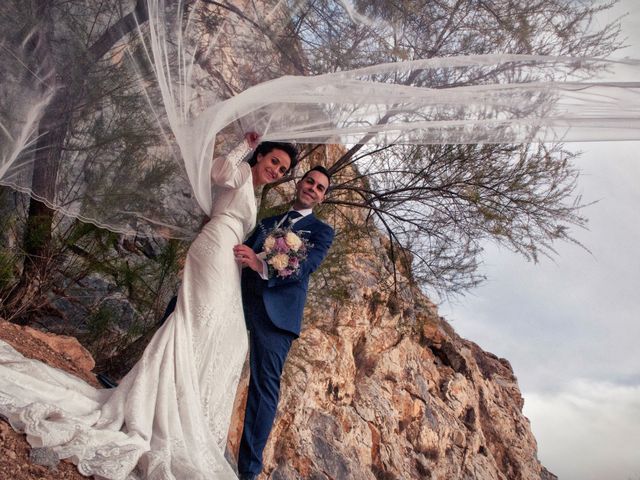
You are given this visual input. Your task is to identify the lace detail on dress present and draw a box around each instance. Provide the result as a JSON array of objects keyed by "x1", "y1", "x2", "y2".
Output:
[
  {"x1": 78, "y1": 443, "x2": 143, "y2": 480},
  {"x1": 226, "y1": 140, "x2": 253, "y2": 168},
  {"x1": 0, "y1": 385, "x2": 144, "y2": 480}
]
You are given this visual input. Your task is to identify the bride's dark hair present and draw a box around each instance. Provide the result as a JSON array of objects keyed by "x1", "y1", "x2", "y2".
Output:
[{"x1": 248, "y1": 141, "x2": 298, "y2": 173}]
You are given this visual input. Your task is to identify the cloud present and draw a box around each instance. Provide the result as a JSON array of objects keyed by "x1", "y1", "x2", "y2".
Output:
[
  {"x1": 441, "y1": 143, "x2": 640, "y2": 393},
  {"x1": 439, "y1": 142, "x2": 640, "y2": 479},
  {"x1": 439, "y1": 3, "x2": 640, "y2": 476},
  {"x1": 524, "y1": 379, "x2": 640, "y2": 480}
]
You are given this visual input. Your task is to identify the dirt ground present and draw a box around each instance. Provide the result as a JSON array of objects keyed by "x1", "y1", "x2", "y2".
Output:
[{"x1": 0, "y1": 320, "x2": 93, "y2": 479}]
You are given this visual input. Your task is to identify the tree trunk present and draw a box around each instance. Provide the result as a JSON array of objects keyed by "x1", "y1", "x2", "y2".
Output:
[
  {"x1": 5, "y1": 91, "x2": 76, "y2": 323},
  {"x1": 6, "y1": 0, "x2": 151, "y2": 323},
  {"x1": 4, "y1": 0, "x2": 62, "y2": 322}
]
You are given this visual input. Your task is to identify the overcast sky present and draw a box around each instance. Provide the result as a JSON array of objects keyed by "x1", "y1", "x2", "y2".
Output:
[{"x1": 440, "y1": 3, "x2": 640, "y2": 479}]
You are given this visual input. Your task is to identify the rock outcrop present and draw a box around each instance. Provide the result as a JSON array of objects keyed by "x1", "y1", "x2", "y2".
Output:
[
  {"x1": 0, "y1": 320, "x2": 97, "y2": 386},
  {"x1": 0, "y1": 320, "x2": 92, "y2": 480},
  {"x1": 0, "y1": 250, "x2": 555, "y2": 480},
  {"x1": 0, "y1": 195, "x2": 555, "y2": 479},
  {"x1": 228, "y1": 223, "x2": 556, "y2": 479}
]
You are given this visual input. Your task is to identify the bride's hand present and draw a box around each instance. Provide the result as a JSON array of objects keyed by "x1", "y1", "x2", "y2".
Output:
[
  {"x1": 233, "y1": 244, "x2": 262, "y2": 272},
  {"x1": 245, "y1": 132, "x2": 261, "y2": 150}
]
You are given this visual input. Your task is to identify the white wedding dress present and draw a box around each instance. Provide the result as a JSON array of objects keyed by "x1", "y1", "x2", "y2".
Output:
[{"x1": 0, "y1": 150, "x2": 256, "y2": 479}]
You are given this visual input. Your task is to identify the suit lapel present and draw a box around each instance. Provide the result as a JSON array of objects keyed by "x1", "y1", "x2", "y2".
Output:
[
  {"x1": 292, "y1": 213, "x2": 315, "y2": 232},
  {"x1": 270, "y1": 212, "x2": 288, "y2": 229},
  {"x1": 254, "y1": 212, "x2": 315, "y2": 249}
]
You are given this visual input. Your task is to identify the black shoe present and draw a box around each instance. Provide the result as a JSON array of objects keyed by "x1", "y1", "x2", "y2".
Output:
[
  {"x1": 96, "y1": 373, "x2": 119, "y2": 389},
  {"x1": 238, "y1": 474, "x2": 257, "y2": 480}
]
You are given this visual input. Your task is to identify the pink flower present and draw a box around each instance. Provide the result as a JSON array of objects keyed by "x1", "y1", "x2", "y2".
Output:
[
  {"x1": 288, "y1": 256, "x2": 299, "y2": 268},
  {"x1": 275, "y1": 237, "x2": 288, "y2": 253},
  {"x1": 279, "y1": 268, "x2": 293, "y2": 277}
]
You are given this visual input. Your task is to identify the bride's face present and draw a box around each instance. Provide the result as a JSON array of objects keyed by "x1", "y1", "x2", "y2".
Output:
[{"x1": 252, "y1": 148, "x2": 291, "y2": 186}]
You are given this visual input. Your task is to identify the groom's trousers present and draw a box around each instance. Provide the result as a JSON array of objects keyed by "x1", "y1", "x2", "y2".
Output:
[{"x1": 238, "y1": 293, "x2": 296, "y2": 476}]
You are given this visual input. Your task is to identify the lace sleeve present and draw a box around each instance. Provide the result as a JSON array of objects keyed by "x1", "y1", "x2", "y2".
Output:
[{"x1": 210, "y1": 141, "x2": 253, "y2": 188}]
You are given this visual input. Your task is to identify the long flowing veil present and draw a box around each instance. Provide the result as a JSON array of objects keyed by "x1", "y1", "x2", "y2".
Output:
[{"x1": 1, "y1": 0, "x2": 640, "y2": 238}]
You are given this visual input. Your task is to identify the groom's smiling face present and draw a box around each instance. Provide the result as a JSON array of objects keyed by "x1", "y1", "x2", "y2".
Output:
[{"x1": 293, "y1": 170, "x2": 329, "y2": 210}]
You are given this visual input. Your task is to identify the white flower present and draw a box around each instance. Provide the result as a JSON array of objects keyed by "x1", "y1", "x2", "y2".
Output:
[
  {"x1": 269, "y1": 253, "x2": 289, "y2": 271},
  {"x1": 263, "y1": 236, "x2": 276, "y2": 252},
  {"x1": 285, "y1": 232, "x2": 303, "y2": 251}
]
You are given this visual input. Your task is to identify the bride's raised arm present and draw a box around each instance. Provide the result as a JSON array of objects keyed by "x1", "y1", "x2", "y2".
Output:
[{"x1": 210, "y1": 132, "x2": 260, "y2": 189}]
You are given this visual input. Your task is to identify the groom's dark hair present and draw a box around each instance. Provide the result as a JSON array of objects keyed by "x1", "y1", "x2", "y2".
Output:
[
  {"x1": 301, "y1": 165, "x2": 331, "y2": 187},
  {"x1": 248, "y1": 141, "x2": 298, "y2": 173}
]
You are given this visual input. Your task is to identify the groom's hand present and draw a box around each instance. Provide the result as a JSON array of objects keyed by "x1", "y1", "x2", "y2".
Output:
[{"x1": 233, "y1": 244, "x2": 262, "y2": 272}]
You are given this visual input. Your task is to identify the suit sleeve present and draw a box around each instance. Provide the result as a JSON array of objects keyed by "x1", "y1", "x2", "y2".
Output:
[
  {"x1": 244, "y1": 220, "x2": 263, "y2": 248},
  {"x1": 267, "y1": 222, "x2": 335, "y2": 288}
]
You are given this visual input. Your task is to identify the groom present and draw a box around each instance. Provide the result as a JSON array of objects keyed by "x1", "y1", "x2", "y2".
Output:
[{"x1": 233, "y1": 166, "x2": 334, "y2": 480}]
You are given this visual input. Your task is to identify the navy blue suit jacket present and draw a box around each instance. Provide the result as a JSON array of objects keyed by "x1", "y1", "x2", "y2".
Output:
[{"x1": 241, "y1": 211, "x2": 334, "y2": 336}]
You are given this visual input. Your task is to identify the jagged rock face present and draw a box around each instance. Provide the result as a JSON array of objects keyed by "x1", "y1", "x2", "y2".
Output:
[
  {"x1": 239, "y1": 231, "x2": 554, "y2": 480},
  {"x1": 0, "y1": 320, "x2": 97, "y2": 386},
  {"x1": 2, "y1": 167, "x2": 554, "y2": 479},
  {"x1": 0, "y1": 238, "x2": 555, "y2": 480}
]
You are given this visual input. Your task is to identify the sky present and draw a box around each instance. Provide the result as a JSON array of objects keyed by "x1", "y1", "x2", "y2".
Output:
[{"x1": 439, "y1": 3, "x2": 640, "y2": 479}]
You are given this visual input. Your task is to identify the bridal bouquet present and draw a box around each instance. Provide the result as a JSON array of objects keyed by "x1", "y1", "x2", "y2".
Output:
[{"x1": 261, "y1": 227, "x2": 309, "y2": 278}]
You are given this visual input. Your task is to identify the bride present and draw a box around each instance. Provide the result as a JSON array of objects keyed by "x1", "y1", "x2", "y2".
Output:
[{"x1": 0, "y1": 133, "x2": 298, "y2": 480}]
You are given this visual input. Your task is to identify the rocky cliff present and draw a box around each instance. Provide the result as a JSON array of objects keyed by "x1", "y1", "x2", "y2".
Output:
[
  {"x1": 0, "y1": 175, "x2": 556, "y2": 480},
  {"x1": 0, "y1": 320, "x2": 92, "y2": 479},
  {"x1": 225, "y1": 221, "x2": 557, "y2": 480},
  {"x1": 0, "y1": 250, "x2": 556, "y2": 480}
]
